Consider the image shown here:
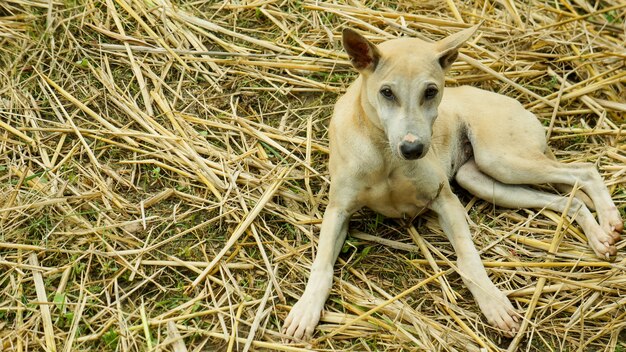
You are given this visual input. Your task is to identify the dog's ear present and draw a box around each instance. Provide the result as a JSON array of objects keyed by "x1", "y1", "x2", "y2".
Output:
[
  {"x1": 436, "y1": 24, "x2": 480, "y2": 70},
  {"x1": 342, "y1": 28, "x2": 381, "y2": 72}
]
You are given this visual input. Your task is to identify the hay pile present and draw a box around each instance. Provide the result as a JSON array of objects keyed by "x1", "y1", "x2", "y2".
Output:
[{"x1": 1, "y1": 0, "x2": 625, "y2": 351}]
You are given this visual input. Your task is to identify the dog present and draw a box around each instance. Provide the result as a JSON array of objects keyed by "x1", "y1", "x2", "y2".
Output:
[{"x1": 283, "y1": 25, "x2": 623, "y2": 339}]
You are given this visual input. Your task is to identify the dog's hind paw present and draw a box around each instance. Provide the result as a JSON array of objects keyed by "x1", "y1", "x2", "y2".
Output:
[
  {"x1": 603, "y1": 207, "x2": 623, "y2": 242},
  {"x1": 282, "y1": 298, "x2": 323, "y2": 340},
  {"x1": 587, "y1": 224, "x2": 619, "y2": 261}
]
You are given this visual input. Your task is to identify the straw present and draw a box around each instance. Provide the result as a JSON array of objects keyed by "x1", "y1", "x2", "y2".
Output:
[{"x1": 1, "y1": 0, "x2": 624, "y2": 350}]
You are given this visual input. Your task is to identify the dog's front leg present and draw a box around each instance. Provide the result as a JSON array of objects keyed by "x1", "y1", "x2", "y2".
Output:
[
  {"x1": 430, "y1": 186, "x2": 520, "y2": 336},
  {"x1": 283, "y1": 203, "x2": 353, "y2": 339}
]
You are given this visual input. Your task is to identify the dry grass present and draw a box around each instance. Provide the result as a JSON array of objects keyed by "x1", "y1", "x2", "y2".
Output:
[{"x1": 1, "y1": 0, "x2": 625, "y2": 351}]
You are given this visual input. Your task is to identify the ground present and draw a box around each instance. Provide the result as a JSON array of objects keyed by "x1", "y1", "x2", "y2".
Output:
[{"x1": 0, "y1": 0, "x2": 625, "y2": 351}]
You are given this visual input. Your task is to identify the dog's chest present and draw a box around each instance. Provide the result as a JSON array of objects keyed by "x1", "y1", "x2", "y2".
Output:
[{"x1": 359, "y1": 163, "x2": 443, "y2": 218}]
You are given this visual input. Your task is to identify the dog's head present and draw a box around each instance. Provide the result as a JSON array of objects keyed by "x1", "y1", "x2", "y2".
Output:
[{"x1": 342, "y1": 25, "x2": 479, "y2": 160}]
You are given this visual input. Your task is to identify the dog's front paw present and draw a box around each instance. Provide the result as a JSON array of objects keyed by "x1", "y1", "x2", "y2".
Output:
[
  {"x1": 282, "y1": 297, "x2": 323, "y2": 340},
  {"x1": 477, "y1": 290, "x2": 520, "y2": 337}
]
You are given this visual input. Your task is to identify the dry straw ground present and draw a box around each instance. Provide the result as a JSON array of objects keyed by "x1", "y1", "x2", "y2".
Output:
[{"x1": 1, "y1": 0, "x2": 625, "y2": 351}]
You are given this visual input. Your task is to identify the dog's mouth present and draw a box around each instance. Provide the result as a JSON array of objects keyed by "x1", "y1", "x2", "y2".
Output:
[
  {"x1": 400, "y1": 150, "x2": 427, "y2": 160},
  {"x1": 402, "y1": 152, "x2": 426, "y2": 160}
]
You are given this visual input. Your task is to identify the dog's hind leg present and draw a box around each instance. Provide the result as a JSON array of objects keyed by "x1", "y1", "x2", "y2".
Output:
[
  {"x1": 456, "y1": 159, "x2": 619, "y2": 259},
  {"x1": 545, "y1": 148, "x2": 595, "y2": 210},
  {"x1": 464, "y1": 103, "x2": 621, "y2": 249}
]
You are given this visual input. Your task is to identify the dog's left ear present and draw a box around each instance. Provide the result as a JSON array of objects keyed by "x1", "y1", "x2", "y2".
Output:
[{"x1": 436, "y1": 24, "x2": 480, "y2": 70}]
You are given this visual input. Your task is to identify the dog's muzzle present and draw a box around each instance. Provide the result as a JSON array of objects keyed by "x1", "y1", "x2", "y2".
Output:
[{"x1": 399, "y1": 140, "x2": 425, "y2": 160}]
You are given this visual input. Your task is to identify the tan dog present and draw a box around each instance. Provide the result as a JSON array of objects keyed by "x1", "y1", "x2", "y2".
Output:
[{"x1": 283, "y1": 25, "x2": 623, "y2": 339}]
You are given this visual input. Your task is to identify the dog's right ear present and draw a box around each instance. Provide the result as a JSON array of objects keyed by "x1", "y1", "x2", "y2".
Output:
[{"x1": 342, "y1": 28, "x2": 381, "y2": 72}]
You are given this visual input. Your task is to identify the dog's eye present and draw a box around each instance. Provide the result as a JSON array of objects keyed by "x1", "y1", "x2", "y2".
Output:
[
  {"x1": 380, "y1": 87, "x2": 394, "y2": 100},
  {"x1": 424, "y1": 86, "x2": 439, "y2": 100}
]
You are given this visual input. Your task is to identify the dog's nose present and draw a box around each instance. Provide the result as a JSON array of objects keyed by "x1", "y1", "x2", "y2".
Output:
[{"x1": 399, "y1": 141, "x2": 425, "y2": 160}]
